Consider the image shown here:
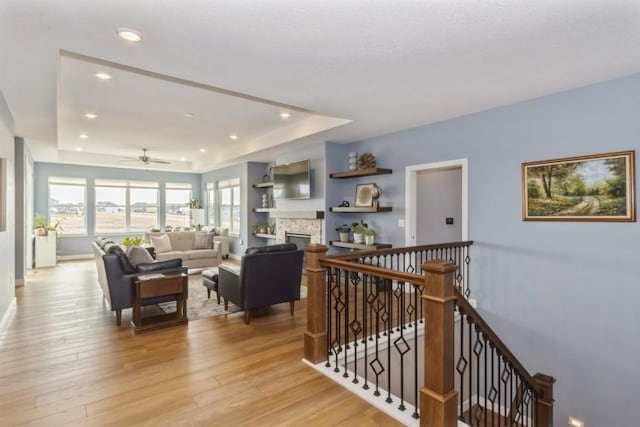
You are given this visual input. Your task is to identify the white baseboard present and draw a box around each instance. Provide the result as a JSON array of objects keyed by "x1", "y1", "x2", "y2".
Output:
[
  {"x1": 0, "y1": 298, "x2": 17, "y2": 336},
  {"x1": 228, "y1": 253, "x2": 241, "y2": 261},
  {"x1": 15, "y1": 278, "x2": 25, "y2": 287},
  {"x1": 58, "y1": 254, "x2": 94, "y2": 261}
]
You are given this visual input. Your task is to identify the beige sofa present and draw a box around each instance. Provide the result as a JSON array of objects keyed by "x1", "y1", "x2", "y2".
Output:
[{"x1": 145, "y1": 231, "x2": 222, "y2": 269}]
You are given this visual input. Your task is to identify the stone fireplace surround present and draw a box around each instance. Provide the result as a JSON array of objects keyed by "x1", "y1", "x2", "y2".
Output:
[{"x1": 276, "y1": 218, "x2": 322, "y2": 245}]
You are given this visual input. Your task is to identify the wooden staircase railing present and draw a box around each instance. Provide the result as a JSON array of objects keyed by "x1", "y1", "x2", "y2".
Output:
[{"x1": 304, "y1": 244, "x2": 554, "y2": 426}]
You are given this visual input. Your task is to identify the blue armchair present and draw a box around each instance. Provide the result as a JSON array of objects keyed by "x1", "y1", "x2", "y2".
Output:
[{"x1": 218, "y1": 243, "x2": 303, "y2": 324}]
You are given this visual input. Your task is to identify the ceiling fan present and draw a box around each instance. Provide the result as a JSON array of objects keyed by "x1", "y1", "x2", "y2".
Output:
[{"x1": 121, "y1": 148, "x2": 171, "y2": 165}]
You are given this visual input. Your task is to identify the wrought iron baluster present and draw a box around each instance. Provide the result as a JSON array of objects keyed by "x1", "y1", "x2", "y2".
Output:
[
  {"x1": 473, "y1": 328, "x2": 483, "y2": 425},
  {"x1": 484, "y1": 333, "x2": 488, "y2": 424},
  {"x1": 326, "y1": 267, "x2": 333, "y2": 368},
  {"x1": 386, "y1": 278, "x2": 393, "y2": 404},
  {"x1": 349, "y1": 272, "x2": 361, "y2": 384},
  {"x1": 468, "y1": 317, "x2": 473, "y2": 425},
  {"x1": 363, "y1": 274, "x2": 369, "y2": 390},
  {"x1": 343, "y1": 269, "x2": 350, "y2": 378},
  {"x1": 456, "y1": 305, "x2": 466, "y2": 420},
  {"x1": 412, "y1": 283, "x2": 419, "y2": 419}
]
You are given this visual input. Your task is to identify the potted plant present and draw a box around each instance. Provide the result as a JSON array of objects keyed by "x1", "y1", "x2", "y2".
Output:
[
  {"x1": 363, "y1": 228, "x2": 376, "y2": 245},
  {"x1": 121, "y1": 236, "x2": 144, "y2": 247},
  {"x1": 351, "y1": 220, "x2": 368, "y2": 244},
  {"x1": 33, "y1": 214, "x2": 65, "y2": 236},
  {"x1": 189, "y1": 198, "x2": 200, "y2": 209},
  {"x1": 335, "y1": 224, "x2": 351, "y2": 242}
]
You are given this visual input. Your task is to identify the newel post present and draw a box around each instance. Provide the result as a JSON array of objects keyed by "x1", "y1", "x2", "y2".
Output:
[
  {"x1": 304, "y1": 244, "x2": 329, "y2": 363},
  {"x1": 534, "y1": 372, "x2": 555, "y2": 427},
  {"x1": 420, "y1": 260, "x2": 458, "y2": 427}
]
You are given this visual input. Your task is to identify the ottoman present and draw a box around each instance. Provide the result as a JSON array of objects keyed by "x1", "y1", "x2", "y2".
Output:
[{"x1": 202, "y1": 267, "x2": 220, "y2": 304}]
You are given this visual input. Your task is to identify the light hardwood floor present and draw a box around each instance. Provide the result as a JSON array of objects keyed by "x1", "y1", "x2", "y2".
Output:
[{"x1": 0, "y1": 260, "x2": 400, "y2": 426}]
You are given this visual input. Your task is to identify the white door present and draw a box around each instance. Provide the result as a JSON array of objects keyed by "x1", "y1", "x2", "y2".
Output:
[{"x1": 405, "y1": 159, "x2": 468, "y2": 246}]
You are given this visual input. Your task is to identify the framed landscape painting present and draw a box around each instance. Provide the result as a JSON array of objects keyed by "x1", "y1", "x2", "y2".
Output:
[{"x1": 522, "y1": 150, "x2": 635, "y2": 222}]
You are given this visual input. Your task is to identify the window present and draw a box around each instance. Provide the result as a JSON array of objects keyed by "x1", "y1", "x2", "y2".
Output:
[
  {"x1": 48, "y1": 177, "x2": 86, "y2": 234},
  {"x1": 165, "y1": 182, "x2": 192, "y2": 228},
  {"x1": 206, "y1": 182, "x2": 216, "y2": 225},
  {"x1": 95, "y1": 180, "x2": 158, "y2": 234},
  {"x1": 219, "y1": 178, "x2": 240, "y2": 234}
]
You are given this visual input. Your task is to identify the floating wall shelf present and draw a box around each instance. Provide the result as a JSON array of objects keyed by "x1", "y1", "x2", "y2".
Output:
[
  {"x1": 252, "y1": 182, "x2": 274, "y2": 188},
  {"x1": 330, "y1": 206, "x2": 392, "y2": 213},
  {"x1": 330, "y1": 240, "x2": 392, "y2": 250},
  {"x1": 329, "y1": 168, "x2": 392, "y2": 179}
]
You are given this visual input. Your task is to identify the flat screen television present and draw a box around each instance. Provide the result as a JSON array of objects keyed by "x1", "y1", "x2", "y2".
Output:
[{"x1": 273, "y1": 159, "x2": 311, "y2": 200}]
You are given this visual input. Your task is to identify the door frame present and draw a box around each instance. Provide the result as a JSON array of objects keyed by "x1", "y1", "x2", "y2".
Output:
[{"x1": 405, "y1": 158, "x2": 468, "y2": 246}]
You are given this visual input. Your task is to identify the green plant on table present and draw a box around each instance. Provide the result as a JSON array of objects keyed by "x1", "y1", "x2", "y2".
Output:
[
  {"x1": 121, "y1": 236, "x2": 144, "y2": 246},
  {"x1": 33, "y1": 214, "x2": 65, "y2": 236}
]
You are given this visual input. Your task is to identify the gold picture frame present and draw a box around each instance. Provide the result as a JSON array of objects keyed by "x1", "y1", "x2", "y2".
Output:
[
  {"x1": 355, "y1": 183, "x2": 376, "y2": 207},
  {"x1": 522, "y1": 150, "x2": 635, "y2": 222}
]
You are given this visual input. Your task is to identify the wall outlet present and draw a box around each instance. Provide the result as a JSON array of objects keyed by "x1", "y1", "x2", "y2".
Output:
[
  {"x1": 239, "y1": 239, "x2": 244, "y2": 246},
  {"x1": 398, "y1": 219, "x2": 405, "y2": 228},
  {"x1": 569, "y1": 417, "x2": 584, "y2": 427}
]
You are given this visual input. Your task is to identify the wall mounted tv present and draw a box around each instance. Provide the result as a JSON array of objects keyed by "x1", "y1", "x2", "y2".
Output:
[{"x1": 273, "y1": 159, "x2": 311, "y2": 200}]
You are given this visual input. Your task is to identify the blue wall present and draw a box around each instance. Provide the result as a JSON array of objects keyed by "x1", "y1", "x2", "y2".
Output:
[
  {"x1": 340, "y1": 73, "x2": 640, "y2": 426},
  {"x1": 34, "y1": 162, "x2": 201, "y2": 256}
]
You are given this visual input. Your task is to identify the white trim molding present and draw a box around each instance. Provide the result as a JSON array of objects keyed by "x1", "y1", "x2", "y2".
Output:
[{"x1": 405, "y1": 158, "x2": 469, "y2": 247}]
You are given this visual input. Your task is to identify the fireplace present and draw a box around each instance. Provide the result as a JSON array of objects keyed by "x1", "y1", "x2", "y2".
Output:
[
  {"x1": 285, "y1": 232, "x2": 311, "y2": 271},
  {"x1": 276, "y1": 218, "x2": 322, "y2": 245},
  {"x1": 285, "y1": 232, "x2": 311, "y2": 251}
]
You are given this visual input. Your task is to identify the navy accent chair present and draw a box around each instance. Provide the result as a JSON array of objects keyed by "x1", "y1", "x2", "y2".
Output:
[
  {"x1": 218, "y1": 243, "x2": 303, "y2": 324},
  {"x1": 92, "y1": 239, "x2": 186, "y2": 325}
]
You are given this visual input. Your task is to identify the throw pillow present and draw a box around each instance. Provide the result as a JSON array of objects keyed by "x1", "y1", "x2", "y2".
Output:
[
  {"x1": 194, "y1": 232, "x2": 213, "y2": 249},
  {"x1": 151, "y1": 234, "x2": 172, "y2": 253},
  {"x1": 126, "y1": 245, "x2": 154, "y2": 267}
]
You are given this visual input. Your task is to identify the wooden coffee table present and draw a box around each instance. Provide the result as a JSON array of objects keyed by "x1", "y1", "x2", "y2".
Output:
[{"x1": 131, "y1": 272, "x2": 188, "y2": 333}]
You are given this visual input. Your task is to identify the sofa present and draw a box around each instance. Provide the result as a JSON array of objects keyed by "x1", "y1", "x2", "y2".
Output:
[
  {"x1": 218, "y1": 243, "x2": 303, "y2": 324},
  {"x1": 92, "y1": 238, "x2": 187, "y2": 325},
  {"x1": 144, "y1": 231, "x2": 224, "y2": 269}
]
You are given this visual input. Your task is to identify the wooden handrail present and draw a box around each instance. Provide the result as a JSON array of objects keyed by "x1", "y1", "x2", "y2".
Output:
[
  {"x1": 454, "y1": 287, "x2": 540, "y2": 394},
  {"x1": 327, "y1": 240, "x2": 474, "y2": 262},
  {"x1": 319, "y1": 257, "x2": 424, "y2": 285}
]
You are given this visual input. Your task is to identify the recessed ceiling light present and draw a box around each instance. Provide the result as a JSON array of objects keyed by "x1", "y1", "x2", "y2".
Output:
[
  {"x1": 75, "y1": 147, "x2": 83, "y2": 152},
  {"x1": 79, "y1": 134, "x2": 89, "y2": 139},
  {"x1": 199, "y1": 148, "x2": 206, "y2": 153},
  {"x1": 184, "y1": 113, "x2": 195, "y2": 118},
  {"x1": 95, "y1": 72, "x2": 112, "y2": 80},
  {"x1": 116, "y1": 28, "x2": 143, "y2": 42},
  {"x1": 84, "y1": 113, "x2": 97, "y2": 119},
  {"x1": 229, "y1": 134, "x2": 238, "y2": 140},
  {"x1": 180, "y1": 157, "x2": 186, "y2": 161},
  {"x1": 280, "y1": 112, "x2": 291, "y2": 119}
]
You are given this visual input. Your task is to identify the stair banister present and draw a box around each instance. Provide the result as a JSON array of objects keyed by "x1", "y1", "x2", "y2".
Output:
[
  {"x1": 420, "y1": 260, "x2": 459, "y2": 427},
  {"x1": 304, "y1": 243, "x2": 329, "y2": 363}
]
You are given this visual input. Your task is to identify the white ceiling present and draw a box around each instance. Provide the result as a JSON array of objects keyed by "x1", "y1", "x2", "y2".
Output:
[{"x1": 1, "y1": 1, "x2": 639, "y2": 172}]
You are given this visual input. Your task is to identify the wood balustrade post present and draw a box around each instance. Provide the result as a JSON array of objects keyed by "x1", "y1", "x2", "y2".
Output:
[
  {"x1": 534, "y1": 372, "x2": 555, "y2": 427},
  {"x1": 304, "y1": 244, "x2": 329, "y2": 363},
  {"x1": 420, "y1": 260, "x2": 459, "y2": 427}
]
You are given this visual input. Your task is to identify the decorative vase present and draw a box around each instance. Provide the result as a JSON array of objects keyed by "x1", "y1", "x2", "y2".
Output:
[
  {"x1": 339, "y1": 232, "x2": 349, "y2": 243},
  {"x1": 353, "y1": 232, "x2": 363, "y2": 244},
  {"x1": 364, "y1": 235, "x2": 375, "y2": 245},
  {"x1": 261, "y1": 194, "x2": 269, "y2": 208},
  {"x1": 348, "y1": 152, "x2": 358, "y2": 171}
]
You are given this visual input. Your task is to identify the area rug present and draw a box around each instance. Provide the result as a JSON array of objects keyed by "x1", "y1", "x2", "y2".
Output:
[{"x1": 158, "y1": 273, "x2": 307, "y2": 321}]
